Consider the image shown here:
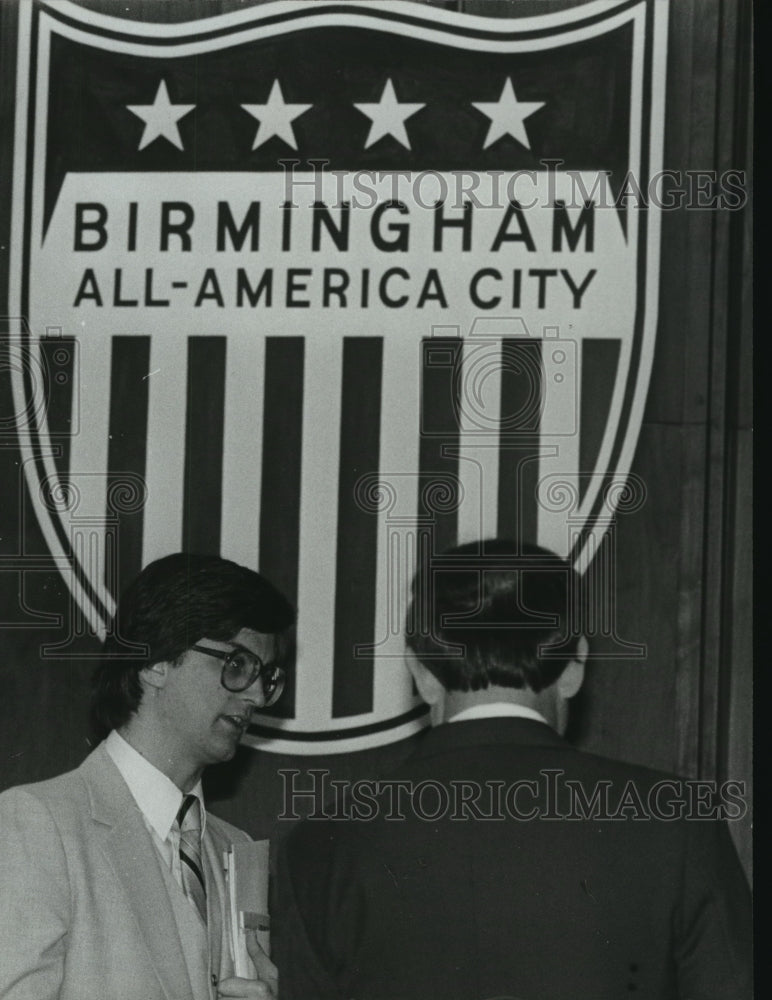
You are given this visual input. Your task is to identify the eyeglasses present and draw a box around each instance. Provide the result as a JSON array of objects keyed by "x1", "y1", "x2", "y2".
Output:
[{"x1": 190, "y1": 643, "x2": 285, "y2": 706}]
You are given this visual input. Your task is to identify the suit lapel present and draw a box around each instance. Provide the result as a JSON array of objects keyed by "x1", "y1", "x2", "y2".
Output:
[
  {"x1": 80, "y1": 746, "x2": 194, "y2": 1000},
  {"x1": 202, "y1": 820, "x2": 229, "y2": 981}
]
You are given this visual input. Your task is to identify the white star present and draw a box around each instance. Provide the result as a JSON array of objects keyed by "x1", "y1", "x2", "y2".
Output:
[
  {"x1": 472, "y1": 78, "x2": 545, "y2": 150},
  {"x1": 354, "y1": 78, "x2": 425, "y2": 150},
  {"x1": 241, "y1": 80, "x2": 311, "y2": 151},
  {"x1": 126, "y1": 80, "x2": 195, "y2": 152}
]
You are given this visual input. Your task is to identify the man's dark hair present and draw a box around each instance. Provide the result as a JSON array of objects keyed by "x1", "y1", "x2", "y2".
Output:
[
  {"x1": 405, "y1": 539, "x2": 582, "y2": 693},
  {"x1": 92, "y1": 553, "x2": 295, "y2": 737}
]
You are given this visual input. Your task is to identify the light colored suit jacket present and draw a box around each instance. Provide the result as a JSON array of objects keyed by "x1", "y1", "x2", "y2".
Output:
[{"x1": 0, "y1": 743, "x2": 251, "y2": 1000}]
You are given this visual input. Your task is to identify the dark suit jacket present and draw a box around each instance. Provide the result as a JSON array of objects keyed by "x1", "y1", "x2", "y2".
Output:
[{"x1": 275, "y1": 718, "x2": 751, "y2": 1000}]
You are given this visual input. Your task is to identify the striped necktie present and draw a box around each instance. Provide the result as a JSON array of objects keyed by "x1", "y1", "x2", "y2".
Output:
[{"x1": 176, "y1": 794, "x2": 207, "y2": 924}]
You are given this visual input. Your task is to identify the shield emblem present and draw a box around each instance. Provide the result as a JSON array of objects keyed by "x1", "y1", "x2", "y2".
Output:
[{"x1": 9, "y1": 0, "x2": 667, "y2": 753}]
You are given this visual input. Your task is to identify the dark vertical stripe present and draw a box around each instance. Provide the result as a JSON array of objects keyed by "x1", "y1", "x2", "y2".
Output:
[
  {"x1": 105, "y1": 336, "x2": 150, "y2": 599},
  {"x1": 497, "y1": 338, "x2": 543, "y2": 544},
  {"x1": 579, "y1": 339, "x2": 621, "y2": 504},
  {"x1": 259, "y1": 337, "x2": 304, "y2": 718},
  {"x1": 182, "y1": 337, "x2": 226, "y2": 554},
  {"x1": 418, "y1": 338, "x2": 462, "y2": 556},
  {"x1": 332, "y1": 337, "x2": 383, "y2": 718},
  {"x1": 39, "y1": 337, "x2": 76, "y2": 484}
]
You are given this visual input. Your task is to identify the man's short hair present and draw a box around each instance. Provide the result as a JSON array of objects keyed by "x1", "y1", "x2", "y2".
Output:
[
  {"x1": 405, "y1": 539, "x2": 582, "y2": 693},
  {"x1": 92, "y1": 553, "x2": 295, "y2": 736}
]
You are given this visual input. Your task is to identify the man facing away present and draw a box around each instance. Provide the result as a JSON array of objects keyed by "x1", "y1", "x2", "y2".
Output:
[
  {"x1": 275, "y1": 539, "x2": 752, "y2": 1000},
  {"x1": 0, "y1": 552, "x2": 294, "y2": 1000}
]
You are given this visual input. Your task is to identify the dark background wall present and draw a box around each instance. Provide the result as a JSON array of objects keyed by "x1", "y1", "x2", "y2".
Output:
[{"x1": 0, "y1": 0, "x2": 752, "y2": 878}]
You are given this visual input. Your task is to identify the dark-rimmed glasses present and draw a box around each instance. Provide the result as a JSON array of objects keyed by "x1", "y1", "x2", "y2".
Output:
[{"x1": 191, "y1": 643, "x2": 285, "y2": 706}]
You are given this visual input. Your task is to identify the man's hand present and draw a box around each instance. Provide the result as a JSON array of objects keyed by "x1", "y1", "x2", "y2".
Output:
[{"x1": 217, "y1": 932, "x2": 279, "y2": 999}]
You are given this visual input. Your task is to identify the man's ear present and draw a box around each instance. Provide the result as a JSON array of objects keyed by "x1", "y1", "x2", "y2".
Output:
[
  {"x1": 556, "y1": 635, "x2": 587, "y2": 700},
  {"x1": 140, "y1": 661, "x2": 169, "y2": 692},
  {"x1": 404, "y1": 648, "x2": 445, "y2": 708}
]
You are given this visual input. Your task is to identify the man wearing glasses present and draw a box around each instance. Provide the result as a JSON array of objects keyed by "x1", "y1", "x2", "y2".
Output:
[{"x1": 0, "y1": 552, "x2": 293, "y2": 1000}]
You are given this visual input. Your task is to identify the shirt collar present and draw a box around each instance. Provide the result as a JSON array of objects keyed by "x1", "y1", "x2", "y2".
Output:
[
  {"x1": 105, "y1": 730, "x2": 205, "y2": 842},
  {"x1": 447, "y1": 703, "x2": 550, "y2": 727}
]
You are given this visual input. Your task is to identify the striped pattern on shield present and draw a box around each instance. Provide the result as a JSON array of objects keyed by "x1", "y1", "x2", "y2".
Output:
[{"x1": 38, "y1": 327, "x2": 620, "y2": 733}]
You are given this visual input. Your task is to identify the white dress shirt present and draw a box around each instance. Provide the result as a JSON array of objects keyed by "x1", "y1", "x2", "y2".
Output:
[
  {"x1": 105, "y1": 729, "x2": 206, "y2": 889},
  {"x1": 447, "y1": 702, "x2": 550, "y2": 726}
]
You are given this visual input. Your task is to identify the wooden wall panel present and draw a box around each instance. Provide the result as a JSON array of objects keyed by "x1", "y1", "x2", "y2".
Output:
[{"x1": 726, "y1": 429, "x2": 752, "y2": 874}]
